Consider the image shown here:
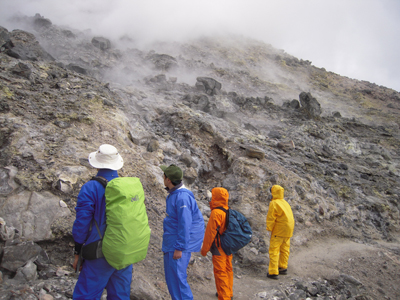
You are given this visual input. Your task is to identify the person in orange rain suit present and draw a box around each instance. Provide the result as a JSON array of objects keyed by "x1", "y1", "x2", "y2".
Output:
[
  {"x1": 266, "y1": 185, "x2": 295, "y2": 279},
  {"x1": 201, "y1": 187, "x2": 233, "y2": 300}
]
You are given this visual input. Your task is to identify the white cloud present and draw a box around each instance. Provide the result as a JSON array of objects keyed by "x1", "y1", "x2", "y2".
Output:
[{"x1": 1, "y1": 0, "x2": 399, "y2": 91}]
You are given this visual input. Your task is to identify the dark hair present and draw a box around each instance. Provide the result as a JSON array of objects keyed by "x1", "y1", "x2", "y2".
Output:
[{"x1": 171, "y1": 180, "x2": 182, "y2": 186}]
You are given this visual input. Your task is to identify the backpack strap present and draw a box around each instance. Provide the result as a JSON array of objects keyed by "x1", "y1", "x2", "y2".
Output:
[
  {"x1": 215, "y1": 207, "x2": 229, "y2": 248},
  {"x1": 91, "y1": 176, "x2": 108, "y2": 188},
  {"x1": 215, "y1": 207, "x2": 229, "y2": 228},
  {"x1": 89, "y1": 176, "x2": 108, "y2": 238},
  {"x1": 93, "y1": 219, "x2": 103, "y2": 239}
]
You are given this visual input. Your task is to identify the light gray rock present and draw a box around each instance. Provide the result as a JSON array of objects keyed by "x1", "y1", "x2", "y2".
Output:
[
  {"x1": 1, "y1": 191, "x2": 71, "y2": 241},
  {"x1": 0, "y1": 166, "x2": 19, "y2": 196},
  {"x1": 14, "y1": 260, "x2": 38, "y2": 282},
  {"x1": 130, "y1": 274, "x2": 162, "y2": 300}
]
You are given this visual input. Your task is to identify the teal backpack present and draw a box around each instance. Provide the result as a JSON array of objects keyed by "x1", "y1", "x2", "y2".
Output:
[
  {"x1": 216, "y1": 207, "x2": 252, "y2": 255},
  {"x1": 92, "y1": 176, "x2": 151, "y2": 270}
]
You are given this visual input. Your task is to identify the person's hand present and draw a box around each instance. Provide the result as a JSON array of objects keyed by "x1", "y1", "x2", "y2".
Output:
[
  {"x1": 72, "y1": 254, "x2": 82, "y2": 272},
  {"x1": 173, "y1": 250, "x2": 182, "y2": 260}
]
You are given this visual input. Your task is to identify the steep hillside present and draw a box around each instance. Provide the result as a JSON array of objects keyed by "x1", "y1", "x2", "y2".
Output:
[{"x1": 0, "y1": 14, "x2": 399, "y2": 299}]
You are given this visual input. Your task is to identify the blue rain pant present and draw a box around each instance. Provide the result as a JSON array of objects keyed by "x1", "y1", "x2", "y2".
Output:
[
  {"x1": 163, "y1": 251, "x2": 193, "y2": 300},
  {"x1": 73, "y1": 257, "x2": 133, "y2": 300}
]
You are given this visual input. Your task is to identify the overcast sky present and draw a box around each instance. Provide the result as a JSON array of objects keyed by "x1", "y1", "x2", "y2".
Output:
[{"x1": 1, "y1": 0, "x2": 399, "y2": 92}]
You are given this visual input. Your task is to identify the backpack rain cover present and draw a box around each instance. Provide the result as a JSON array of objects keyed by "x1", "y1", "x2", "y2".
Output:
[{"x1": 102, "y1": 177, "x2": 151, "y2": 270}]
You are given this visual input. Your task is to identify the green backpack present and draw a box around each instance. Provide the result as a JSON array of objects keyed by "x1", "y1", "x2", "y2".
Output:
[{"x1": 93, "y1": 176, "x2": 151, "y2": 270}]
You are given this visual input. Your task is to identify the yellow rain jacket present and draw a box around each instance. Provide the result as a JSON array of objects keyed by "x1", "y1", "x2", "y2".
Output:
[{"x1": 266, "y1": 185, "x2": 294, "y2": 237}]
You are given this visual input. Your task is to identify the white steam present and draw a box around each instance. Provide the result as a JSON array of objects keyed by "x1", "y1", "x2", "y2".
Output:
[{"x1": 1, "y1": 0, "x2": 399, "y2": 91}]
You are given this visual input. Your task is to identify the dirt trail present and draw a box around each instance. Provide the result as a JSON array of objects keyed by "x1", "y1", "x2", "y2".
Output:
[{"x1": 191, "y1": 237, "x2": 400, "y2": 299}]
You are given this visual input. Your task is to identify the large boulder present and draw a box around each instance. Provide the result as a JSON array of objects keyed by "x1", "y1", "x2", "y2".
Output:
[
  {"x1": 3, "y1": 29, "x2": 54, "y2": 61},
  {"x1": 147, "y1": 53, "x2": 178, "y2": 71},
  {"x1": 196, "y1": 77, "x2": 222, "y2": 96},
  {"x1": 91, "y1": 36, "x2": 111, "y2": 51},
  {"x1": 0, "y1": 26, "x2": 10, "y2": 50},
  {"x1": 32, "y1": 14, "x2": 52, "y2": 31},
  {"x1": 299, "y1": 92, "x2": 322, "y2": 118},
  {"x1": 1, "y1": 190, "x2": 71, "y2": 241},
  {"x1": 1, "y1": 241, "x2": 50, "y2": 272}
]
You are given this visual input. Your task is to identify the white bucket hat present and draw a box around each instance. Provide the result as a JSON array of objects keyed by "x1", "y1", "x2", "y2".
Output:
[{"x1": 88, "y1": 144, "x2": 124, "y2": 170}]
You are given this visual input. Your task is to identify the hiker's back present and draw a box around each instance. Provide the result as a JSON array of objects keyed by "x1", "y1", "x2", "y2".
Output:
[{"x1": 269, "y1": 198, "x2": 294, "y2": 237}]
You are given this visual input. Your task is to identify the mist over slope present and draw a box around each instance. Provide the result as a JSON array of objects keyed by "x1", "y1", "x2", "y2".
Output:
[{"x1": 0, "y1": 14, "x2": 399, "y2": 300}]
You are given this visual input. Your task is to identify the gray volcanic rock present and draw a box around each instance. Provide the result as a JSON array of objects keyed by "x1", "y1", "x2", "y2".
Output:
[
  {"x1": 299, "y1": 91, "x2": 322, "y2": 118},
  {"x1": 1, "y1": 241, "x2": 49, "y2": 272},
  {"x1": 3, "y1": 29, "x2": 54, "y2": 61},
  {"x1": 0, "y1": 26, "x2": 10, "y2": 48},
  {"x1": 196, "y1": 77, "x2": 222, "y2": 95},
  {"x1": 91, "y1": 36, "x2": 111, "y2": 50}
]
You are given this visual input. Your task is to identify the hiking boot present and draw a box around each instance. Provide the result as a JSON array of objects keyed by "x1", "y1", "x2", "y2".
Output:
[
  {"x1": 279, "y1": 268, "x2": 287, "y2": 275},
  {"x1": 267, "y1": 273, "x2": 279, "y2": 280}
]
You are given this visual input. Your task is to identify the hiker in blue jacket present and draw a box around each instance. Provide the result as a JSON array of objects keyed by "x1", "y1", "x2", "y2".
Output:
[
  {"x1": 161, "y1": 164, "x2": 205, "y2": 300},
  {"x1": 72, "y1": 144, "x2": 132, "y2": 300}
]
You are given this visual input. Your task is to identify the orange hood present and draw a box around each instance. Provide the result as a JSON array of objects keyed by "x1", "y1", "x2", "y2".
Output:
[{"x1": 210, "y1": 187, "x2": 229, "y2": 210}]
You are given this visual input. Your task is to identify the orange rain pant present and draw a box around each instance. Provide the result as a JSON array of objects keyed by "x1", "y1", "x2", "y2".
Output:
[
  {"x1": 212, "y1": 253, "x2": 233, "y2": 300},
  {"x1": 268, "y1": 235, "x2": 291, "y2": 275}
]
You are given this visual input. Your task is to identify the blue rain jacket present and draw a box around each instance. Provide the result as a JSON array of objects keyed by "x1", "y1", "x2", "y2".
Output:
[
  {"x1": 72, "y1": 169, "x2": 132, "y2": 300},
  {"x1": 162, "y1": 186, "x2": 205, "y2": 253},
  {"x1": 72, "y1": 169, "x2": 119, "y2": 244}
]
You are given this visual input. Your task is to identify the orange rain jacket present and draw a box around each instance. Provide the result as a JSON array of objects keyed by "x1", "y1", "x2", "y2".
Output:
[
  {"x1": 266, "y1": 185, "x2": 295, "y2": 237},
  {"x1": 201, "y1": 187, "x2": 229, "y2": 256}
]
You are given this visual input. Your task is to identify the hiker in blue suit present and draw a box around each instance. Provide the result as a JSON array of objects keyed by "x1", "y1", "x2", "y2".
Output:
[
  {"x1": 72, "y1": 144, "x2": 132, "y2": 300},
  {"x1": 161, "y1": 164, "x2": 205, "y2": 300}
]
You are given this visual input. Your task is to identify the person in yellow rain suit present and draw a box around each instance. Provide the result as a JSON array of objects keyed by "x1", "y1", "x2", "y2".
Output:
[
  {"x1": 201, "y1": 187, "x2": 233, "y2": 300},
  {"x1": 266, "y1": 185, "x2": 295, "y2": 279}
]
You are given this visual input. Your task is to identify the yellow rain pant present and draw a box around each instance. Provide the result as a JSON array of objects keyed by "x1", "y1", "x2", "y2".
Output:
[
  {"x1": 268, "y1": 235, "x2": 291, "y2": 275},
  {"x1": 212, "y1": 253, "x2": 233, "y2": 300}
]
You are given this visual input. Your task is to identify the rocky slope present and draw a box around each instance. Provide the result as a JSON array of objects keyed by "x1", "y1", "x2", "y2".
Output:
[{"x1": 0, "y1": 14, "x2": 399, "y2": 300}]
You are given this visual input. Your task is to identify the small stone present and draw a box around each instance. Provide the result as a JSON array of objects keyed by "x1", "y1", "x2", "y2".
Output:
[
  {"x1": 257, "y1": 291, "x2": 267, "y2": 298},
  {"x1": 245, "y1": 147, "x2": 265, "y2": 159}
]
